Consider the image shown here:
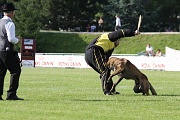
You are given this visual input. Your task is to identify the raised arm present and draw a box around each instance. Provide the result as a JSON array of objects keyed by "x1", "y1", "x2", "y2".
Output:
[{"x1": 108, "y1": 29, "x2": 139, "y2": 42}]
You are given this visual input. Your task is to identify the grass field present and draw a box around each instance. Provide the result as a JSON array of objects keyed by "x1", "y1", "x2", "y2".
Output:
[
  {"x1": 36, "y1": 32, "x2": 180, "y2": 54},
  {"x1": 0, "y1": 68, "x2": 180, "y2": 120}
]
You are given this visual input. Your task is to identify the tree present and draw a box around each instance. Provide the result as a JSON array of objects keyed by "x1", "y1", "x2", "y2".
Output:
[
  {"x1": 7, "y1": 0, "x2": 179, "y2": 33},
  {"x1": 155, "y1": 0, "x2": 180, "y2": 31},
  {"x1": 14, "y1": 0, "x2": 49, "y2": 38},
  {"x1": 10, "y1": 0, "x2": 107, "y2": 37},
  {"x1": 103, "y1": 0, "x2": 162, "y2": 31},
  {"x1": 103, "y1": 0, "x2": 180, "y2": 32},
  {"x1": 45, "y1": 0, "x2": 107, "y2": 31}
]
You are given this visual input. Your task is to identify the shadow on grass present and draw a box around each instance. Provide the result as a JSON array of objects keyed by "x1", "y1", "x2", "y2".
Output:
[
  {"x1": 20, "y1": 94, "x2": 180, "y2": 102},
  {"x1": 158, "y1": 94, "x2": 180, "y2": 96},
  {"x1": 71, "y1": 98, "x2": 164, "y2": 102},
  {"x1": 71, "y1": 99, "x2": 114, "y2": 102}
]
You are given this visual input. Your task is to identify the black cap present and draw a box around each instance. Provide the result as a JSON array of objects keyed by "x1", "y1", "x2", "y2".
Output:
[{"x1": 1, "y1": 3, "x2": 17, "y2": 12}]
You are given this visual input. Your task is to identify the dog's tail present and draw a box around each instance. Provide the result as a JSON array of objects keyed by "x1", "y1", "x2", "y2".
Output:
[{"x1": 149, "y1": 82, "x2": 157, "y2": 95}]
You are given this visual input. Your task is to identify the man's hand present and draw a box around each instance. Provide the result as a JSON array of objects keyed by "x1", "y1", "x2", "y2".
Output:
[{"x1": 135, "y1": 30, "x2": 140, "y2": 35}]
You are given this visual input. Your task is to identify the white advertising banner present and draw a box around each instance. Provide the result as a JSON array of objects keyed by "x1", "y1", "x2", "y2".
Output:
[
  {"x1": 35, "y1": 55, "x2": 90, "y2": 68},
  {"x1": 20, "y1": 46, "x2": 179, "y2": 71},
  {"x1": 34, "y1": 55, "x2": 166, "y2": 70},
  {"x1": 113, "y1": 56, "x2": 166, "y2": 70},
  {"x1": 165, "y1": 47, "x2": 180, "y2": 71}
]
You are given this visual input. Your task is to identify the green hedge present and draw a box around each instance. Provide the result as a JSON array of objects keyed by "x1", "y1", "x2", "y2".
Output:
[{"x1": 35, "y1": 32, "x2": 180, "y2": 54}]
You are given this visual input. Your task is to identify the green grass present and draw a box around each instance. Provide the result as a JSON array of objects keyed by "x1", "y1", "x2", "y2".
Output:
[
  {"x1": 114, "y1": 34, "x2": 180, "y2": 54},
  {"x1": 35, "y1": 32, "x2": 180, "y2": 54},
  {"x1": 0, "y1": 68, "x2": 180, "y2": 120}
]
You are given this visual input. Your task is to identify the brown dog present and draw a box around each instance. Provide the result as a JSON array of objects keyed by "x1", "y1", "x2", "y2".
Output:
[{"x1": 105, "y1": 57, "x2": 157, "y2": 96}]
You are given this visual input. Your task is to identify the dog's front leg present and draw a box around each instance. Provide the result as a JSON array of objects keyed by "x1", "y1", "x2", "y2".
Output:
[
  {"x1": 110, "y1": 75, "x2": 123, "y2": 93},
  {"x1": 108, "y1": 64, "x2": 124, "y2": 81}
]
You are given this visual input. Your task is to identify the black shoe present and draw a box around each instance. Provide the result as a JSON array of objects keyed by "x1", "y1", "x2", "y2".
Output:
[
  {"x1": 0, "y1": 96, "x2": 3, "y2": 100},
  {"x1": 6, "y1": 96, "x2": 24, "y2": 100}
]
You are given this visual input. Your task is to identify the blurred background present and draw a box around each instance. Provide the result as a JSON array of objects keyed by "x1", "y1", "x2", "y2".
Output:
[{"x1": 0, "y1": 0, "x2": 179, "y2": 38}]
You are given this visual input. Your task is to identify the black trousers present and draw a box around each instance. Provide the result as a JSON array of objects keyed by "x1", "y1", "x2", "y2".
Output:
[
  {"x1": 0, "y1": 50, "x2": 21, "y2": 97},
  {"x1": 85, "y1": 47, "x2": 113, "y2": 94}
]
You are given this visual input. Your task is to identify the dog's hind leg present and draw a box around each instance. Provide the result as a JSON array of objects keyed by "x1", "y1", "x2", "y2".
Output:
[
  {"x1": 140, "y1": 80, "x2": 150, "y2": 96},
  {"x1": 149, "y1": 82, "x2": 157, "y2": 95},
  {"x1": 137, "y1": 73, "x2": 150, "y2": 96}
]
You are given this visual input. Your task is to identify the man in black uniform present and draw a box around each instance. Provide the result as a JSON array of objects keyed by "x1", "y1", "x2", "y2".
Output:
[
  {"x1": 0, "y1": 3, "x2": 23, "y2": 100},
  {"x1": 85, "y1": 29, "x2": 140, "y2": 95}
]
